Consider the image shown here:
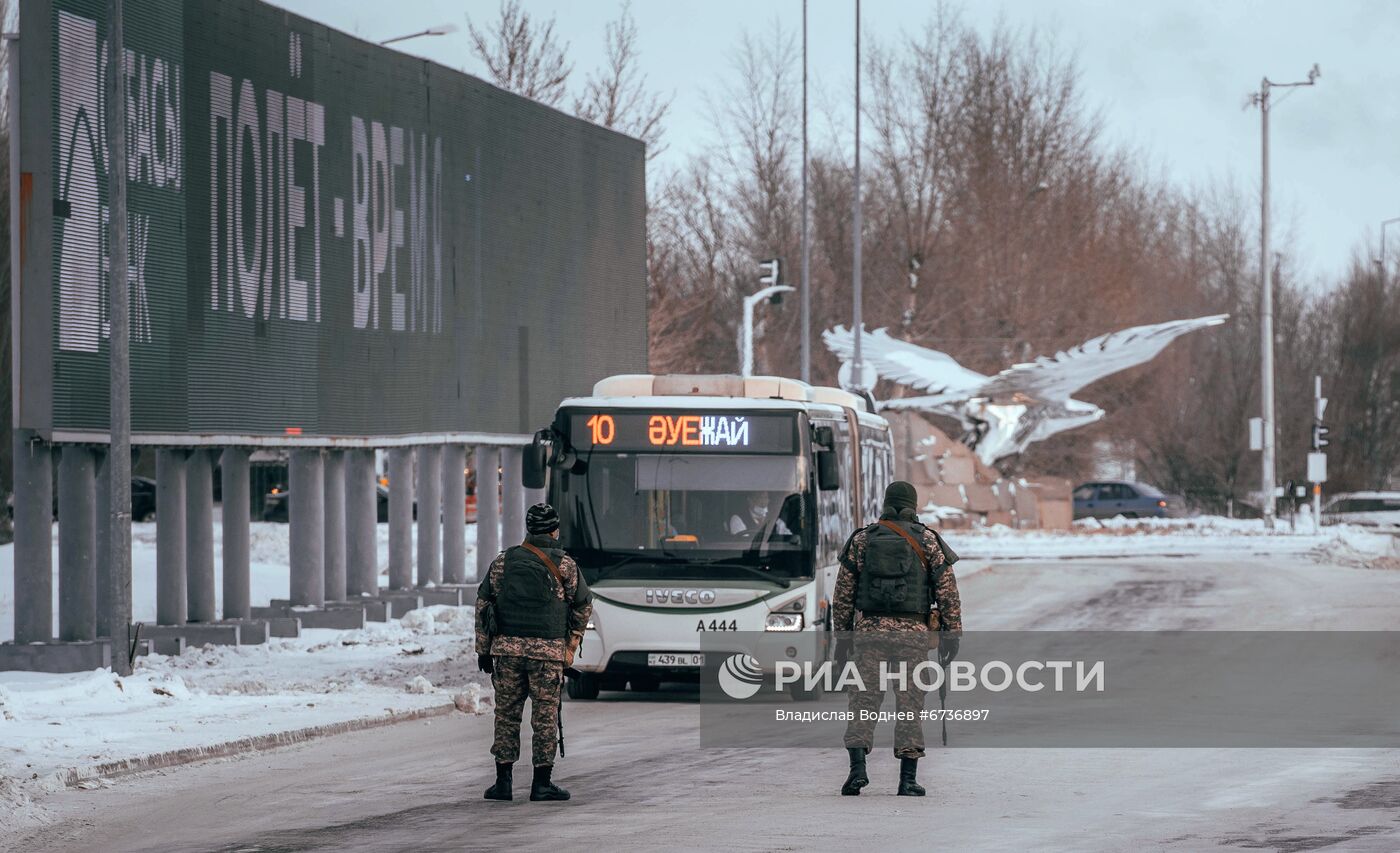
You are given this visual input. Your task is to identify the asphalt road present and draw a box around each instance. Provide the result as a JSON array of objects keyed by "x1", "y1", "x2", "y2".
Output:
[{"x1": 16, "y1": 556, "x2": 1400, "y2": 853}]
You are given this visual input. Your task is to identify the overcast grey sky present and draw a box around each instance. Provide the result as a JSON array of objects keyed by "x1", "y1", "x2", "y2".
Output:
[{"x1": 271, "y1": 0, "x2": 1400, "y2": 286}]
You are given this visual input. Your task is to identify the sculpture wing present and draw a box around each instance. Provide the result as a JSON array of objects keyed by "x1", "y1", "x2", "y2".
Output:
[
  {"x1": 978, "y1": 314, "x2": 1229, "y2": 402},
  {"x1": 822, "y1": 326, "x2": 989, "y2": 397}
]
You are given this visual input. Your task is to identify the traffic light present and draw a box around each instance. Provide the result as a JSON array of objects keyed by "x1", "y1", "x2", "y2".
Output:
[
  {"x1": 758, "y1": 258, "x2": 781, "y2": 286},
  {"x1": 1312, "y1": 423, "x2": 1330, "y2": 450}
]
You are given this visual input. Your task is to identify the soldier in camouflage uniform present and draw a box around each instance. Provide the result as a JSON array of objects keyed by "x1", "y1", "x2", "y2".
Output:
[
  {"x1": 476, "y1": 503, "x2": 592, "y2": 801},
  {"x1": 831, "y1": 481, "x2": 962, "y2": 797}
]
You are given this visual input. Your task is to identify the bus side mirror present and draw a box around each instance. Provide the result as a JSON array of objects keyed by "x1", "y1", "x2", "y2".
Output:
[
  {"x1": 522, "y1": 436, "x2": 548, "y2": 489},
  {"x1": 817, "y1": 450, "x2": 840, "y2": 491}
]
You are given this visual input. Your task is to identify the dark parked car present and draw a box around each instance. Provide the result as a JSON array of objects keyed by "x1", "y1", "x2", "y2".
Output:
[
  {"x1": 1073, "y1": 480, "x2": 1184, "y2": 520},
  {"x1": 261, "y1": 484, "x2": 408, "y2": 523},
  {"x1": 10, "y1": 476, "x2": 158, "y2": 522},
  {"x1": 131, "y1": 476, "x2": 157, "y2": 522}
]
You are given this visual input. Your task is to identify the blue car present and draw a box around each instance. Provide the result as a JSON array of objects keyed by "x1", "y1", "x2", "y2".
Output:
[{"x1": 1073, "y1": 481, "x2": 1183, "y2": 520}]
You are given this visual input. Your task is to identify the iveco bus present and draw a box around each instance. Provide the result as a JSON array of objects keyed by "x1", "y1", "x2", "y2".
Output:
[{"x1": 521, "y1": 374, "x2": 894, "y2": 699}]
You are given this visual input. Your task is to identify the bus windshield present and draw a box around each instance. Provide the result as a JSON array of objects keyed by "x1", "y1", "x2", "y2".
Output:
[{"x1": 553, "y1": 452, "x2": 812, "y2": 583}]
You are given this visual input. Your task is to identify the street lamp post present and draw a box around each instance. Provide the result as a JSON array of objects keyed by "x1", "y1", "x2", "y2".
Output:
[
  {"x1": 1376, "y1": 217, "x2": 1400, "y2": 280},
  {"x1": 1248, "y1": 64, "x2": 1319, "y2": 531},
  {"x1": 851, "y1": 0, "x2": 863, "y2": 390},
  {"x1": 741, "y1": 285, "x2": 796, "y2": 378},
  {"x1": 800, "y1": 0, "x2": 811, "y2": 383},
  {"x1": 380, "y1": 23, "x2": 457, "y2": 46}
]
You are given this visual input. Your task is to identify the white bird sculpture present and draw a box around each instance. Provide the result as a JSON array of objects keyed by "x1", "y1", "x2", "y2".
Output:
[{"x1": 823, "y1": 315, "x2": 1229, "y2": 466}]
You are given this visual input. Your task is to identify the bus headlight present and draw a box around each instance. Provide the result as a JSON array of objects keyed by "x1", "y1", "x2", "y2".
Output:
[
  {"x1": 586, "y1": 618, "x2": 596, "y2": 631},
  {"x1": 765, "y1": 612, "x2": 804, "y2": 632}
]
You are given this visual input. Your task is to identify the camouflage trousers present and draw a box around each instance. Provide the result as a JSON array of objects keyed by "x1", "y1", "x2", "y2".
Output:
[
  {"x1": 491, "y1": 655, "x2": 565, "y2": 767},
  {"x1": 843, "y1": 630, "x2": 930, "y2": 759}
]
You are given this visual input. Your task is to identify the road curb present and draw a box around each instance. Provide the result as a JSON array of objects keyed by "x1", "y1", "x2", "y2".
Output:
[{"x1": 59, "y1": 702, "x2": 459, "y2": 788}]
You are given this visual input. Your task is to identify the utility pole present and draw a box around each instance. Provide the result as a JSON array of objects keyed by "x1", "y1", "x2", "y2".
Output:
[
  {"x1": 799, "y1": 0, "x2": 810, "y2": 384},
  {"x1": 107, "y1": 0, "x2": 133, "y2": 675},
  {"x1": 1248, "y1": 64, "x2": 1318, "y2": 530},
  {"x1": 851, "y1": 0, "x2": 863, "y2": 389}
]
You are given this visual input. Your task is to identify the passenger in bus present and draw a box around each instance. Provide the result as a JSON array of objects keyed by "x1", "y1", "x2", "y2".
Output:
[{"x1": 727, "y1": 491, "x2": 793, "y2": 537}]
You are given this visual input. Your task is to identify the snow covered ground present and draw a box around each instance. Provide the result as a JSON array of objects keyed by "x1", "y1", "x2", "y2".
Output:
[
  {"x1": 0, "y1": 604, "x2": 490, "y2": 833},
  {"x1": 0, "y1": 519, "x2": 484, "y2": 831},
  {"x1": 0, "y1": 519, "x2": 477, "y2": 642},
  {"x1": 940, "y1": 515, "x2": 1399, "y2": 563}
]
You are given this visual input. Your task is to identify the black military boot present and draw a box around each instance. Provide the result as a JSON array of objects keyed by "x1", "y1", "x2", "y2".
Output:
[
  {"x1": 483, "y1": 762, "x2": 513, "y2": 801},
  {"x1": 529, "y1": 764, "x2": 571, "y2": 801},
  {"x1": 840, "y1": 747, "x2": 869, "y2": 796},
  {"x1": 897, "y1": 757, "x2": 926, "y2": 797}
]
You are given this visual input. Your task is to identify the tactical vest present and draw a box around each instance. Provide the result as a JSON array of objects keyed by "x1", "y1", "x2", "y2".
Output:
[
  {"x1": 494, "y1": 544, "x2": 569, "y2": 640},
  {"x1": 854, "y1": 521, "x2": 931, "y2": 616}
]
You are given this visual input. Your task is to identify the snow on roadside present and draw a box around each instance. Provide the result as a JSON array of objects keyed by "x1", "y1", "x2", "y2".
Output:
[
  {"x1": 937, "y1": 516, "x2": 1399, "y2": 562},
  {"x1": 0, "y1": 604, "x2": 487, "y2": 831}
]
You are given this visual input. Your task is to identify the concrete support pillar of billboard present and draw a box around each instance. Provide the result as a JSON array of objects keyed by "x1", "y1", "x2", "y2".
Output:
[
  {"x1": 95, "y1": 449, "x2": 112, "y2": 637},
  {"x1": 500, "y1": 447, "x2": 524, "y2": 546},
  {"x1": 323, "y1": 450, "x2": 347, "y2": 602},
  {"x1": 185, "y1": 449, "x2": 216, "y2": 623},
  {"x1": 416, "y1": 445, "x2": 443, "y2": 587},
  {"x1": 473, "y1": 446, "x2": 500, "y2": 583},
  {"x1": 289, "y1": 450, "x2": 326, "y2": 607},
  {"x1": 13, "y1": 431, "x2": 54, "y2": 643},
  {"x1": 156, "y1": 450, "x2": 188, "y2": 626},
  {"x1": 388, "y1": 448, "x2": 414, "y2": 590},
  {"x1": 220, "y1": 449, "x2": 251, "y2": 620},
  {"x1": 346, "y1": 450, "x2": 378, "y2": 597},
  {"x1": 57, "y1": 446, "x2": 98, "y2": 642},
  {"x1": 441, "y1": 444, "x2": 467, "y2": 584}
]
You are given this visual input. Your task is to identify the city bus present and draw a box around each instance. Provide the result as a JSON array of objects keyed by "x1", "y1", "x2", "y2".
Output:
[{"x1": 522, "y1": 374, "x2": 894, "y2": 700}]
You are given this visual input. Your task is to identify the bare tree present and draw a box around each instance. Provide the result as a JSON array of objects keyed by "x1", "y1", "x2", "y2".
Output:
[
  {"x1": 645, "y1": 7, "x2": 1398, "y2": 506},
  {"x1": 466, "y1": 0, "x2": 572, "y2": 106},
  {"x1": 574, "y1": 1, "x2": 671, "y2": 157}
]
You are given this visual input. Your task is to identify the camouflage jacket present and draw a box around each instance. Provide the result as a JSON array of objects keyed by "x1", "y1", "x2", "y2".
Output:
[
  {"x1": 832, "y1": 513, "x2": 962, "y2": 635},
  {"x1": 475, "y1": 535, "x2": 593, "y2": 662}
]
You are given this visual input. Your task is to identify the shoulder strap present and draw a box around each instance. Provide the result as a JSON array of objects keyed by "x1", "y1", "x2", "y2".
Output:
[
  {"x1": 520, "y1": 541, "x2": 565, "y2": 588},
  {"x1": 878, "y1": 520, "x2": 927, "y2": 567}
]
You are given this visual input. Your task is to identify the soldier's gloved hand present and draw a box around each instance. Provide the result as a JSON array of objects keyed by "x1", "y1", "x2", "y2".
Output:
[
  {"x1": 938, "y1": 636, "x2": 960, "y2": 667},
  {"x1": 833, "y1": 638, "x2": 853, "y2": 670},
  {"x1": 478, "y1": 653, "x2": 494, "y2": 675}
]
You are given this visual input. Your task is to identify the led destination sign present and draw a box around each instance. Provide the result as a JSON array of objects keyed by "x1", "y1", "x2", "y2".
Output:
[{"x1": 567, "y1": 412, "x2": 798, "y2": 454}]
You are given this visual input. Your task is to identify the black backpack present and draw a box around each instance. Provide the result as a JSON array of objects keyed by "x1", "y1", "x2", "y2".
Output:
[{"x1": 854, "y1": 521, "x2": 931, "y2": 616}]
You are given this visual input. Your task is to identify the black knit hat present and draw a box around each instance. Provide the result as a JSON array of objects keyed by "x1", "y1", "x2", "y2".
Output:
[
  {"x1": 883, "y1": 481, "x2": 918, "y2": 513},
  {"x1": 526, "y1": 503, "x2": 560, "y2": 535}
]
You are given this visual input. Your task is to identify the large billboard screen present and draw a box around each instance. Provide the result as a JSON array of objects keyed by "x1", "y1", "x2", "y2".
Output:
[{"x1": 16, "y1": 0, "x2": 647, "y2": 441}]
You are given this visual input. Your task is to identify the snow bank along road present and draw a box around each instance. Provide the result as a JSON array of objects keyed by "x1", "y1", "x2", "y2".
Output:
[{"x1": 15, "y1": 552, "x2": 1400, "y2": 853}]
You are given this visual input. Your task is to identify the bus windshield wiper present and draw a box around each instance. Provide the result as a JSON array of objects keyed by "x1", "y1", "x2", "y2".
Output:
[
  {"x1": 700, "y1": 560, "x2": 789, "y2": 585},
  {"x1": 685, "y1": 558, "x2": 791, "y2": 588},
  {"x1": 589, "y1": 555, "x2": 790, "y2": 587},
  {"x1": 590, "y1": 553, "x2": 689, "y2": 582}
]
